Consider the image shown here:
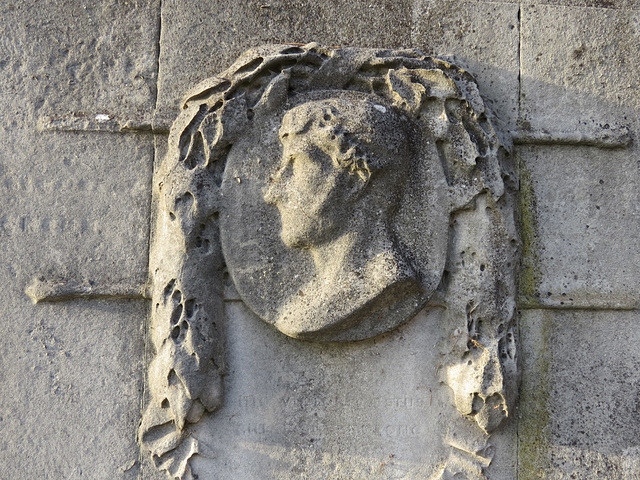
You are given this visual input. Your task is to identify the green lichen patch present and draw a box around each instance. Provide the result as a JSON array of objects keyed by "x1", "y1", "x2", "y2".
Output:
[
  {"x1": 516, "y1": 153, "x2": 543, "y2": 307},
  {"x1": 517, "y1": 311, "x2": 552, "y2": 480}
]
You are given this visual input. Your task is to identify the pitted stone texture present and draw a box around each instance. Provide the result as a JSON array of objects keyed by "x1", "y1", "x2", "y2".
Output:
[
  {"x1": 519, "y1": 309, "x2": 640, "y2": 479},
  {"x1": 144, "y1": 43, "x2": 518, "y2": 478},
  {"x1": 154, "y1": 0, "x2": 413, "y2": 126},
  {"x1": 221, "y1": 91, "x2": 448, "y2": 342},
  {"x1": 0, "y1": 296, "x2": 145, "y2": 479},
  {"x1": 518, "y1": 5, "x2": 640, "y2": 308},
  {"x1": 0, "y1": 115, "x2": 153, "y2": 479},
  {"x1": 0, "y1": 1, "x2": 160, "y2": 121},
  {"x1": 518, "y1": 144, "x2": 640, "y2": 308},
  {"x1": 0, "y1": 2, "x2": 157, "y2": 478},
  {"x1": 411, "y1": 1, "x2": 521, "y2": 144},
  {"x1": 0, "y1": 0, "x2": 156, "y2": 289},
  {"x1": 520, "y1": 4, "x2": 640, "y2": 136},
  {"x1": 522, "y1": 0, "x2": 640, "y2": 10},
  {"x1": 0, "y1": 132, "x2": 153, "y2": 288}
]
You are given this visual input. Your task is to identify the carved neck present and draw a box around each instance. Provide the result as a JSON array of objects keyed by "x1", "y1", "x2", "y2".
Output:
[
  {"x1": 273, "y1": 216, "x2": 423, "y2": 341},
  {"x1": 309, "y1": 217, "x2": 394, "y2": 284}
]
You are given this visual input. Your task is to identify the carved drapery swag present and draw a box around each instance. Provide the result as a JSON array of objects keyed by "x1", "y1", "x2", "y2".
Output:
[{"x1": 139, "y1": 43, "x2": 519, "y2": 479}]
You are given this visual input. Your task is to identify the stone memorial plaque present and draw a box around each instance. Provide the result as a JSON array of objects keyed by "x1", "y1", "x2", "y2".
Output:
[
  {"x1": 138, "y1": 44, "x2": 519, "y2": 480},
  {"x1": 188, "y1": 303, "x2": 450, "y2": 479}
]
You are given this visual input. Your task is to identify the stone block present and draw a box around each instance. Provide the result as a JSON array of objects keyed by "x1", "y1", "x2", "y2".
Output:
[
  {"x1": 0, "y1": 297, "x2": 146, "y2": 479},
  {"x1": 520, "y1": 4, "x2": 640, "y2": 135},
  {"x1": 522, "y1": 0, "x2": 640, "y2": 10},
  {"x1": 519, "y1": 309, "x2": 640, "y2": 479},
  {"x1": 0, "y1": 1, "x2": 160, "y2": 121},
  {"x1": 0, "y1": 132, "x2": 153, "y2": 289},
  {"x1": 518, "y1": 144, "x2": 640, "y2": 308}
]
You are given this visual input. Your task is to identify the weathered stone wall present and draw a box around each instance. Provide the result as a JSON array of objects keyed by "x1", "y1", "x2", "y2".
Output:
[{"x1": 1, "y1": 1, "x2": 638, "y2": 479}]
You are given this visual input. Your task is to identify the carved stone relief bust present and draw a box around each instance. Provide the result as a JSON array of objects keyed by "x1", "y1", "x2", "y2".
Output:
[
  {"x1": 221, "y1": 92, "x2": 448, "y2": 341},
  {"x1": 139, "y1": 43, "x2": 519, "y2": 480}
]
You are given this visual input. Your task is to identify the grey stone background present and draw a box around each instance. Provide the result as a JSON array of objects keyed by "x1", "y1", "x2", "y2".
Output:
[{"x1": 0, "y1": 0, "x2": 638, "y2": 478}]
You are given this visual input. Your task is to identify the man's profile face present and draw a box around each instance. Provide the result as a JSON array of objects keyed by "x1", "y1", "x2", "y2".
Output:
[{"x1": 264, "y1": 128, "x2": 354, "y2": 249}]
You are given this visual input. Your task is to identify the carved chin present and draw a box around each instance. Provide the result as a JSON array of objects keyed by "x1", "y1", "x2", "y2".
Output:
[
  {"x1": 279, "y1": 220, "x2": 329, "y2": 249},
  {"x1": 279, "y1": 228, "x2": 310, "y2": 249}
]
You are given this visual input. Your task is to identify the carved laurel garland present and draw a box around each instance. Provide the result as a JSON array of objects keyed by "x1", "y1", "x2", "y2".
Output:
[{"x1": 139, "y1": 43, "x2": 519, "y2": 480}]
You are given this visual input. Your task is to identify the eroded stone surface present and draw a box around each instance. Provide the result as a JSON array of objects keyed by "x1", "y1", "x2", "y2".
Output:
[
  {"x1": 520, "y1": 4, "x2": 640, "y2": 135},
  {"x1": 0, "y1": 2, "x2": 157, "y2": 478},
  {"x1": 412, "y1": 1, "x2": 521, "y2": 145},
  {"x1": 188, "y1": 303, "x2": 452, "y2": 479},
  {"x1": 519, "y1": 309, "x2": 640, "y2": 479},
  {"x1": 0, "y1": 1, "x2": 159, "y2": 122},
  {"x1": 0, "y1": 298, "x2": 145, "y2": 479},
  {"x1": 518, "y1": 145, "x2": 640, "y2": 308},
  {"x1": 222, "y1": 92, "x2": 448, "y2": 341},
  {"x1": 141, "y1": 43, "x2": 518, "y2": 479},
  {"x1": 521, "y1": 0, "x2": 640, "y2": 11}
]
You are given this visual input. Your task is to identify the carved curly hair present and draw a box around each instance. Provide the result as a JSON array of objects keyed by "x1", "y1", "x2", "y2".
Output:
[{"x1": 278, "y1": 97, "x2": 412, "y2": 185}]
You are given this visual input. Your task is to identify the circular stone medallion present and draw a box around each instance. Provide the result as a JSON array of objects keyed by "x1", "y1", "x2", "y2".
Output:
[{"x1": 220, "y1": 90, "x2": 448, "y2": 342}]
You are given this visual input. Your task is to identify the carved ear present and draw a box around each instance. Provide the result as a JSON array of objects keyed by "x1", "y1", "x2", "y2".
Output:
[
  {"x1": 345, "y1": 165, "x2": 370, "y2": 202},
  {"x1": 354, "y1": 166, "x2": 371, "y2": 185},
  {"x1": 337, "y1": 146, "x2": 371, "y2": 186}
]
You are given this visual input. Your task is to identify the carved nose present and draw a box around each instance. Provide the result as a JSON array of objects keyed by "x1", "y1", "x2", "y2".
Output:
[{"x1": 264, "y1": 166, "x2": 286, "y2": 204}]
